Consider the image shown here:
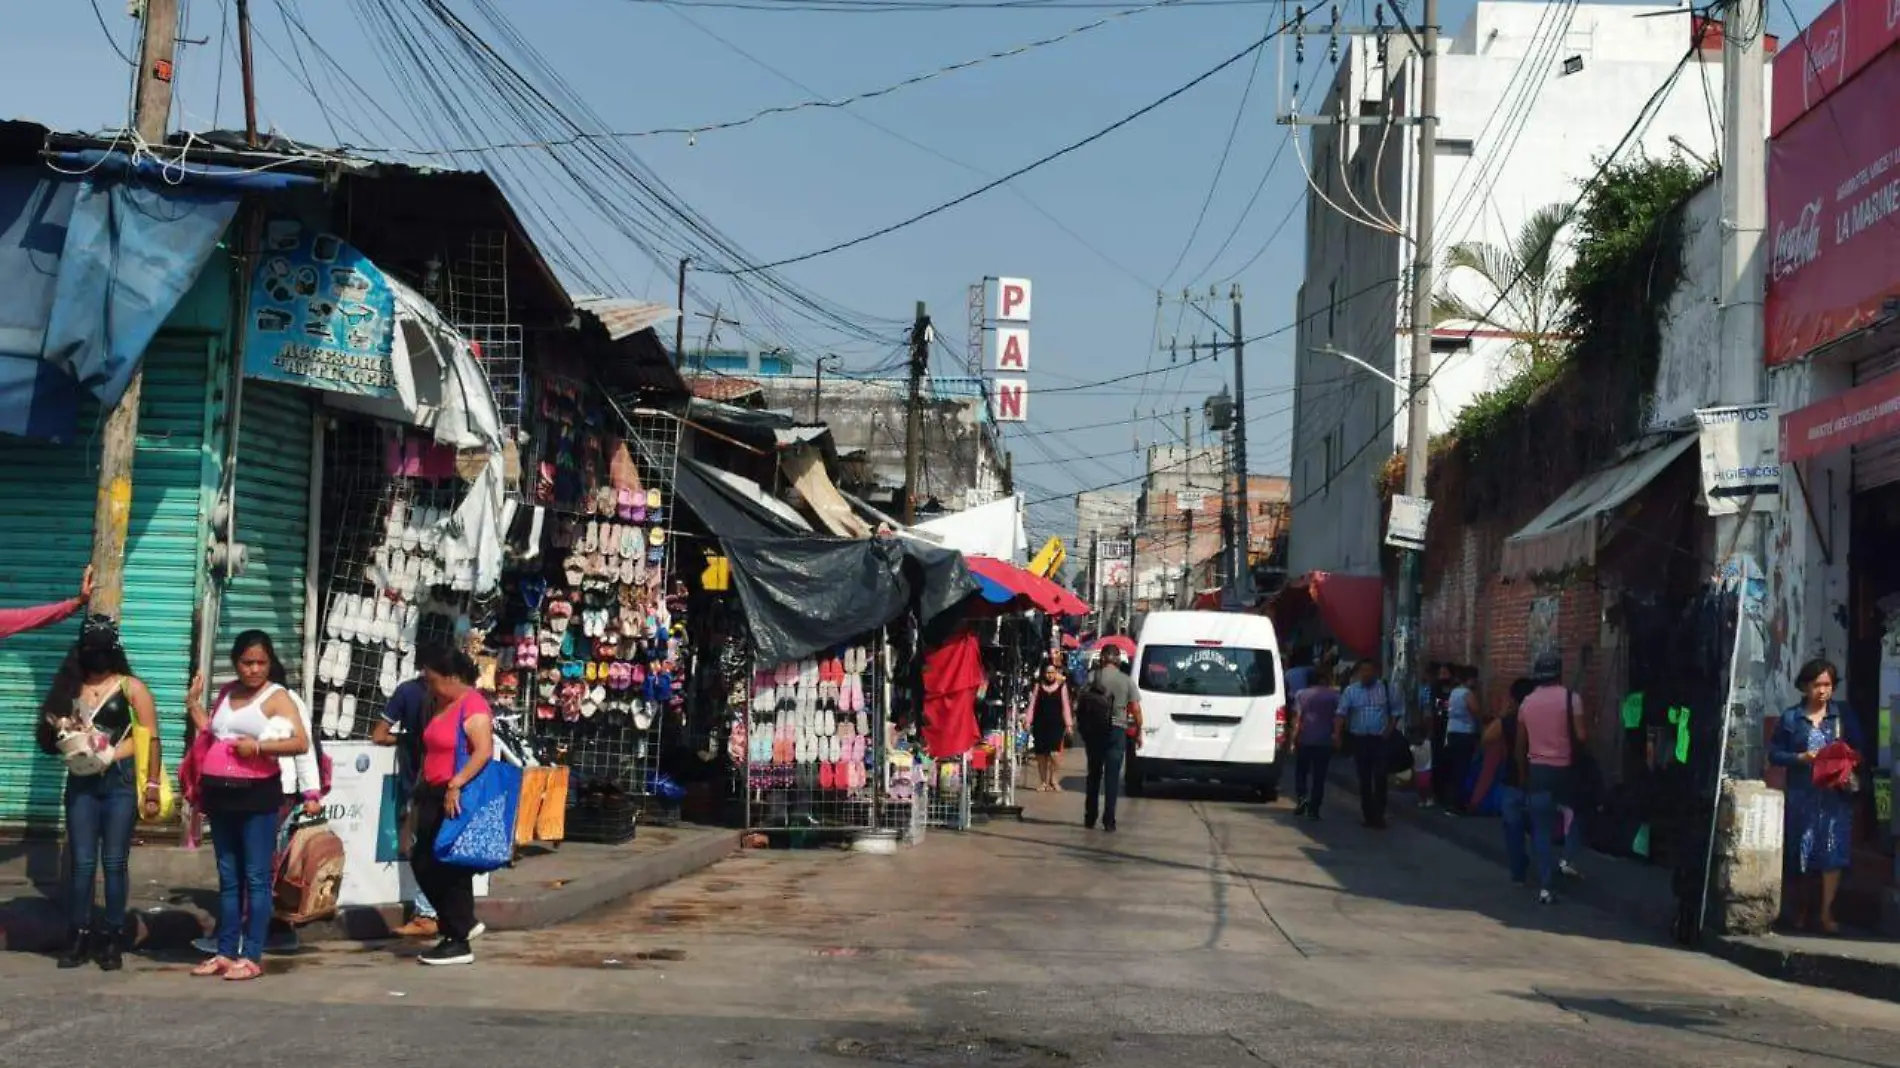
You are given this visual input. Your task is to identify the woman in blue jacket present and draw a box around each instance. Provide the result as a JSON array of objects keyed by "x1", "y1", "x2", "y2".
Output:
[{"x1": 1769, "y1": 658, "x2": 1864, "y2": 934}]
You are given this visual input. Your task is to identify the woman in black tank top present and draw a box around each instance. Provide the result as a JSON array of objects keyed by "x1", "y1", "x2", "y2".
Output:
[{"x1": 36, "y1": 616, "x2": 160, "y2": 972}]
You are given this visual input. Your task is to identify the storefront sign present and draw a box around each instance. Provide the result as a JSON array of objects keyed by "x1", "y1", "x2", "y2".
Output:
[
  {"x1": 1384, "y1": 494, "x2": 1431, "y2": 551},
  {"x1": 1769, "y1": 0, "x2": 1900, "y2": 136},
  {"x1": 1177, "y1": 490, "x2": 1207, "y2": 513},
  {"x1": 244, "y1": 218, "x2": 399, "y2": 397},
  {"x1": 1695, "y1": 404, "x2": 1781, "y2": 514},
  {"x1": 1766, "y1": 48, "x2": 1900, "y2": 365},
  {"x1": 1780, "y1": 371, "x2": 1900, "y2": 462}
]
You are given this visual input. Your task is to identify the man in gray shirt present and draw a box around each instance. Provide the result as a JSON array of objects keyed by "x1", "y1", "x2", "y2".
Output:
[{"x1": 1077, "y1": 645, "x2": 1142, "y2": 832}]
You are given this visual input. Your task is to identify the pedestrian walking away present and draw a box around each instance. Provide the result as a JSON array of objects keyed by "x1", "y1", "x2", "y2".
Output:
[
  {"x1": 1028, "y1": 663, "x2": 1072, "y2": 793},
  {"x1": 1340, "y1": 660, "x2": 1398, "y2": 828},
  {"x1": 1491, "y1": 677, "x2": 1536, "y2": 886},
  {"x1": 1516, "y1": 654, "x2": 1587, "y2": 904},
  {"x1": 36, "y1": 615, "x2": 161, "y2": 971},
  {"x1": 1075, "y1": 644, "x2": 1140, "y2": 832},
  {"x1": 1771, "y1": 658, "x2": 1864, "y2": 934},
  {"x1": 1289, "y1": 665, "x2": 1342, "y2": 819},
  {"x1": 1440, "y1": 665, "x2": 1482, "y2": 813},
  {"x1": 409, "y1": 646, "x2": 497, "y2": 966},
  {"x1": 187, "y1": 631, "x2": 312, "y2": 981}
]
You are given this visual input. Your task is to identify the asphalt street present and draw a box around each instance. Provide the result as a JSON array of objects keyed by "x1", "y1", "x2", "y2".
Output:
[{"x1": 1, "y1": 764, "x2": 1896, "y2": 1067}]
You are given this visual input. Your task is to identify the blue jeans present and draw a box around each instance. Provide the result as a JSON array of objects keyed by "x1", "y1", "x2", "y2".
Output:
[
  {"x1": 1082, "y1": 728, "x2": 1126, "y2": 827},
  {"x1": 65, "y1": 758, "x2": 138, "y2": 930},
  {"x1": 414, "y1": 890, "x2": 436, "y2": 919},
  {"x1": 1498, "y1": 784, "x2": 1530, "y2": 883},
  {"x1": 1525, "y1": 765, "x2": 1568, "y2": 891},
  {"x1": 1294, "y1": 744, "x2": 1333, "y2": 811},
  {"x1": 209, "y1": 809, "x2": 278, "y2": 962}
]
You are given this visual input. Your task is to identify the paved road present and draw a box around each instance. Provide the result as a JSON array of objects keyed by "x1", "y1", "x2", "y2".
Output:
[{"x1": 1, "y1": 767, "x2": 1896, "y2": 1067}]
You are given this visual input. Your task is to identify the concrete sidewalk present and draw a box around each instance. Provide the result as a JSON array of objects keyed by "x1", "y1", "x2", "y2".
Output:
[
  {"x1": 1328, "y1": 765, "x2": 1900, "y2": 1005},
  {"x1": 0, "y1": 824, "x2": 737, "y2": 954}
]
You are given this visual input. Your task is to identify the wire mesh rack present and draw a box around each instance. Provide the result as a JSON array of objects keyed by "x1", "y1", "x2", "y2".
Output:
[
  {"x1": 926, "y1": 754, "x2": 973, "y2": 831},
  {"x1": 309, "y1": 418, "x2": 479, "y2": 739},
  {"x1": 740, "y1": 636, "x2": 885, "y2": 834}
]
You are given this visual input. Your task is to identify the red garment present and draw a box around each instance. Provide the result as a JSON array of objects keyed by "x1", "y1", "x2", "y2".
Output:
[
  {"x1": 0, "y1": 597, "x2": 81, "y2": 640},
  {"x1": 921, "y1": 630, "x2": 984, "y2": 759},
  {"x1": 1812, "y1": 740, "x2": 1860, "y2": 791},
  {"x1": 423, "y1": 691, "x2": 491, "y2": 786}
]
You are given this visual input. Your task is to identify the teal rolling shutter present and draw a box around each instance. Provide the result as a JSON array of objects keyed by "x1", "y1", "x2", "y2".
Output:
[
  {"x1": 215, "y1": 382, "x2": 314, "y2": 685},
  {"x1": 0, "y1": 339, "x2": 214, "y2": 826}
]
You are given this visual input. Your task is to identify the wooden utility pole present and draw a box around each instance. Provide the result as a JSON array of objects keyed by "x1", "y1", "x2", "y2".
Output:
[
  {"x1": 1229, "y1": 285, "x2": 1252, "y2": 603},
  {"x1": 903, "y1": 301, "x2": 929, "y2": 524},
  {"x1": 89, "y1": 0, "x2": 180, "y2": 622},
  {"x1": 235, "y1": 0, "x2": 259, "y2": 146}
]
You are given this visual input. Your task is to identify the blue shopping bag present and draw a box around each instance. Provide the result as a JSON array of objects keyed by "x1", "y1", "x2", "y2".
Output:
[{"x1": 433, "y1": 702, "x2": 523, "y2": 872}]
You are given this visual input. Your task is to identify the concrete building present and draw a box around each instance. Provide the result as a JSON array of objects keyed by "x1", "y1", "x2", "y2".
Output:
[{"x1": 1287, "y1": 3, "x2": 1760, "y2": 578}]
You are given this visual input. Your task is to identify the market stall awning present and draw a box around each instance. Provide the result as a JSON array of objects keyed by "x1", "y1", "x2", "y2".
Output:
[
  {"x1": 1500, "y1": 434, "x2": 1695, "y2": 578},
  {"x1": 676, "y1": 457, "x2": 810, "y2": 538},
  {"x1": 1269, "y1": 571, "x2": 1383, "y2": 659},
  {"x1": 964, "y1": 555, "x2": 1090, "y2": 617},
  {"x1": 908, "y1": 495, "x2": 1028, "y2": 562}
]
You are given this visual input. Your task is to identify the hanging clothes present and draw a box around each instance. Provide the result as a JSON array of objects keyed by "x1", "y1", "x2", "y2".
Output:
[{"x1": 921, "y1": 629, "x2": 985, "y2": 758}]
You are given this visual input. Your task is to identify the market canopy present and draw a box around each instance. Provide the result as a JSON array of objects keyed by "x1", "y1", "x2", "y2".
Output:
[
  {"x1": 1269, "y1": 571, "x2": 1383, "y2": 659},
  {"x1": 908, "y1": 495, "x2": 1028, "y2": 562},
  {"x1": 1500, "y1": 433, "x2": 1695, "y2": 578},
  {"x1": 964, "y1": 555, "x2": 1090, "y2": 617},
  {"x1": 674, "y1": 457, "x2": 808, "y2": 539}
]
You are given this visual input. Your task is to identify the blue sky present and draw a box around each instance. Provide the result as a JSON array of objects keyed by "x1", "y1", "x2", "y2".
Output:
[{"x1": 6, "y1": 0, "x2": 1822, "y2": 541}]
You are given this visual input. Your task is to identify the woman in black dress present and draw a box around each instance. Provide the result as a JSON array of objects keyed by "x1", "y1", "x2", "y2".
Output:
[{"x1": 1029, "y1": 663, "x2": 1072, "y2": 792}]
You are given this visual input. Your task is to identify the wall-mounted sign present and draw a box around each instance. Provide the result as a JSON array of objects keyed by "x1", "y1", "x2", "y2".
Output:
[
  {"x1": 244, "y1": 218, "x2": 398, "y2": 397},
  {"x1": 1696, "y1": 404, "x2": 1781, "y2": 514},
  {"x1": 995, "y1": 277, "x2": 1032, "y2": 322},
  {"x1": 1385, "y1": 493, "x2": 1432, "y2": 551},
  {"x1": 991, "y1": 378, "x2": 1028, "y2": 422},
  {"x1": 994, "y1": 327, "x2": 1029, "y2": 371},
  {"x1": 1177, "y1": 490, "x2": 1207, "y2": 513}
]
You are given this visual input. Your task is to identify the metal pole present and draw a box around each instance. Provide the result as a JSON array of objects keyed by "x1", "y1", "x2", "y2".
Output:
[
  {"x1": 903, "y1": 302, "x2": 929, "y2": 524},
  {"x1": 1397, "y1": 0, "x2": 1439, "y2": 716},
  {"x1": 89, "y1": 0, "x2": 180, "y2": 623},
  {"x1": 813, "y1": 357, "x2": 825, "y2": 423},
  {"x1": 675, "y1": 257, "x2": 689, "y2": 364},
  {"x1": 1230, "y1": 286, "x2": 1253, "y2": 603},
  {"x1": 235, "y1": 0, "x2": 259, "y2": 147}
]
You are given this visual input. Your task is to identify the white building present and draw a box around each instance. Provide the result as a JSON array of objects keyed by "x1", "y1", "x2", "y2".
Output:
[{"x1": 1287, "y1": 2, "x2": 1761, "y2": 577}]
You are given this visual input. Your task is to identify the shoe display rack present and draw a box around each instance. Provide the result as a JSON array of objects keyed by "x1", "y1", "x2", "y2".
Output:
[
  {"x1": 926, "y1": 754, "x2": 973, "y2": 831},
  {"x1": 312, "y1": 420, "x2": 478, "y2": 738},
  {"x1": 505, "y1": 381, "x2": 687, "y2": 835},
  {"x1": 738, "y1": 641, "x2": 884, "y2": 833}
]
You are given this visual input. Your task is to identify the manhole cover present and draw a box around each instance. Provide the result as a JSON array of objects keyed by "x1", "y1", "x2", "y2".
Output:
[{"x1": 827, "y1": 1034, "x2": 1073, "y2": 1066}]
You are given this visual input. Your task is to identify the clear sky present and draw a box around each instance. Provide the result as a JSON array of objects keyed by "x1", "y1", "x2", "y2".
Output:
[{"x1": 5, "y1": 0, "x2": 1823, "y2": 543}]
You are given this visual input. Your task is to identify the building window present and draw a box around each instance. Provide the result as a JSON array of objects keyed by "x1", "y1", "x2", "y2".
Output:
[{"x1": 758, "y1": 353, "x2": 792, "y2": 376}]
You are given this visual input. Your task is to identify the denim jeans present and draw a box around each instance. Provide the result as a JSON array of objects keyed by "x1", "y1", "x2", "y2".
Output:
[
  {"x1": 414, "y1": 890, "x2": 437, "y2": 919},
  {"x1": 1082, "y1": 728, "x2": 1127, "y2": 828},
  {"x1": 1294, "y1": 744, "x2": 1333, "y2": 812},
  {"x1": 1525, "y1": 765, "x2": 1568, "y2": 891},
  {"x1": 1498, "y1": 784, "x2": 1530, "y2": 883},
  {"x1": 209, "y1": 809, "x2": 278, "y2": 962},
  {"x1": 65, "y1": 757, "x2": 138, "y2": 930},
  {"x1": 1350, "y1": 733, "x2": 1390, "y2": 824}
]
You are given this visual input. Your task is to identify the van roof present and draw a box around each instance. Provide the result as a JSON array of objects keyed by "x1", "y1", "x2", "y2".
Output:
[{"x1": 1135, "y1": 610, "x2": 1280, "y2": 648}]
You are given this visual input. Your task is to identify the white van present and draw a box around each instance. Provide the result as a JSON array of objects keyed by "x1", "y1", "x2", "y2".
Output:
[{"x1": 1125, "y1": 610, "x2": 1286, "y2": 800}]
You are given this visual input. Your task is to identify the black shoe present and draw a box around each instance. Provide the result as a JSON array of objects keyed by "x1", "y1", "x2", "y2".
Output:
[
  {"x1": 419, "y1": 939, "x2": 474, "y2": 966},
  {"x1": 1292, "y1": 800, "x2": 1309, "y2": 816},
  {"x1": 96, "y1": 930, "x2": 123, "y2": 972},
  {"x1": 1084, "y1": 817, "x2": 1097, "y2": 830},
  {"x1": 1307, "y1": 809, "x2": 1321, "y2": 821},
  {"x1": 57, "y1": 928, "x2": 92, "y2": 970},
  {"x1": 1103, "y1": 821, "x2": 1117, "y2": 833}
]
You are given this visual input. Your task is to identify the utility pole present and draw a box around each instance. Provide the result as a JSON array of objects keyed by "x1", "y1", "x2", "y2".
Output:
[
  {"x1": 1701, "y1": 0, "x2": 1769, "y2": 939},
  {"x1": 89, "y1": 0, "x2": 180, "y2": 622},
  {"x1": 235, "y1": 0, "x2": 259, "y2": 146},
  {"x1": 1229, "y1": 285, "x2": 1253, "y2": 605},
  {"x1": 675, "y1": 257, "x2": 689, "y2": 364},
  {"x1": 903, "y1": 301, "x2": 929, "y2": 524},
  {"x1": 1181, "y1": 409, "x2": 1195, "y2": 607},
  {"x1": 1394, "y1": 0, "x2": 1440, "y2": 723}
]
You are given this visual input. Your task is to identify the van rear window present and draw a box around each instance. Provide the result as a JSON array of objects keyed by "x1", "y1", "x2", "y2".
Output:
[{"x1": 1138, "y1": 645, "x2": 1277, "y2": 697}]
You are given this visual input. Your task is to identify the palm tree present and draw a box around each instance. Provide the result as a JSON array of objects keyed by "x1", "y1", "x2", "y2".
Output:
[{"x1": 1431, "y1": 203, "x2": 1575, "y2": 370}]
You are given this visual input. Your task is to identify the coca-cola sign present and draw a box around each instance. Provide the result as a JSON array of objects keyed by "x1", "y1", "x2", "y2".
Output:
[
  {"x1": 1772, "y1": 0, "x2": 1900, "y2": 135},
  {"x1": 1766, "y1": 48, "x2": 1900, "y2": 364}
]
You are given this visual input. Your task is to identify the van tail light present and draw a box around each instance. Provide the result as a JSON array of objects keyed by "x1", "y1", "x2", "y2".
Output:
[{"x1": 1275, "y1": 705, "x2": 1287, "y2": 730}]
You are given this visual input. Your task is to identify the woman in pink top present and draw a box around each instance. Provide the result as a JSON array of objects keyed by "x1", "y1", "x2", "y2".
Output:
[
  {"x1": 409, "y1": 646, "x2": 494, "y2": 967},
  {"x1": 1513, "y1": 653, "x2": 1587, "y2": 904}
]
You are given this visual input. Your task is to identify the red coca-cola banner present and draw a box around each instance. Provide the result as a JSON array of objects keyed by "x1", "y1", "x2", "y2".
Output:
[
  {"x1": 1781, "y1": 371, "x2": 1900, "y2": 462},
  {"x1": 1766, "y1": 48, "x2": 1900, "y2": 365},
  {"x1": 1770, "y1": 0, "x2": 1900, "y2": 136}
]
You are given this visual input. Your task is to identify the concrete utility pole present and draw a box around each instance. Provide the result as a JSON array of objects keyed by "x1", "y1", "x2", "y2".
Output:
[
  {"x1": 1230, "y1": 285, "x2": 1253, "y2": 605},
  {"x1": 675, "y1": 258, "x2": 689, "y2": 364},
  {"x1": 1395, "y1": 0, "x2": 1440, "y2": 721},
  {"x1": 235, "y1": 0, "x2": 259, "y2": 146},
  {"x1": 903, "y1": 302, "x2": 929, "y2": 524},
  {"x1": 1182, "y1": 408, "x2": 1195, "y2": 608},
  {"x1": 89, "y1": 0, "x2": 180, "y2": 622},
  {"x1": 1703, "y1": 0, "x2": 1772, "y2": 939}
]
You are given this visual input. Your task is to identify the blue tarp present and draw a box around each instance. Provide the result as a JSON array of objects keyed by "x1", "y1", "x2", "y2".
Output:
[{"x1": 0, "y1": 166, "x2": 239, "y2": 441}]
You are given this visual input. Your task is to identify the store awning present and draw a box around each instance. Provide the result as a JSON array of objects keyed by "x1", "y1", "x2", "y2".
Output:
[
  {"x1": 964, "y1": 555, "x2": 1090, "y2": 617},
  {"x1": 1781, "y1": 370, "x2": 1900, "y2": 463},
  {"x1": 676, "y1": 457, "x2": 810, "y2": 538},
  {"x1": 1270, "y1": 571, "x2": 1383, "y2": 659},
  {"x1": 907, "y1": 495, "x2": 1028, "y2": 562},
  {"x1": 1500, "y1": 434, "x2": 1696, "y2": 578}
]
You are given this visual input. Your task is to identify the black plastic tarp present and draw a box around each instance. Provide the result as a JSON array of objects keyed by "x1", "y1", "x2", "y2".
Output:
[
  {"x1": 674, "y1": 457, "x2": 805, "y2": 539},
  {"x1": 721, "y1": 534, "x2": 979, "y2": 665}
]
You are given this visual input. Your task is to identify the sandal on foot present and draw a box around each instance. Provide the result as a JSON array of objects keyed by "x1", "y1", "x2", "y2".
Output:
[
  {"x1": 191, "y1": 956, "x2": 234, "y2": 977},
  {"x1": 223, "y1": 959, "x2": 264, "y2": 981}
]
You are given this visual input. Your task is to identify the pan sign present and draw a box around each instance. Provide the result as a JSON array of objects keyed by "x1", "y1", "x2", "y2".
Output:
[
  {"x1": 994, "y1": 327, "x2": 1029, "y2": 372},
  {"x1": 992, "y1": 378, "x2": 1029, "y2": 422},
  {"x1": 996, "y1": 277, "x2": 1032, "y2": 322}
]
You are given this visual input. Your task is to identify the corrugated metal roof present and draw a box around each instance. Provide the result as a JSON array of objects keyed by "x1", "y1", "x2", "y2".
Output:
[
  {"x1": 686, "y1": 375, "x2": 764, "y2": 402},
  {"x1": 573, "y1": 295, "x2": 682, "y2": 341}
]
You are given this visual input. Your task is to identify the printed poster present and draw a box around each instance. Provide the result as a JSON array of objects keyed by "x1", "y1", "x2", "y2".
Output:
[
  {"x1": 1695, "y1": 404, "x2": 1780, "y2": 515},
  {"x1": 244, "y1": 218, "x2": 398, "y2": 397},
  {"x1": 326, "y1": 742, "x2": 487, "y2": 908}
]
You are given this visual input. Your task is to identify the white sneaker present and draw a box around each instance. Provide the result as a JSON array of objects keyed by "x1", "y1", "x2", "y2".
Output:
[
  {"x1": 340, "y1": 694, "x2": 359, "y2": 738},
  {"x1": 322, "y1": 691, "x2": 343, "y2": 738}
]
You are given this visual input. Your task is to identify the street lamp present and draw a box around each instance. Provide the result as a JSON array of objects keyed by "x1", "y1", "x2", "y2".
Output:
[
  {"x1": 1310, "y1": 345, "x2": 1402, "y2": 388},
  {"x1": 813, "y1": 354, "x2": 842, "y2": 423}
]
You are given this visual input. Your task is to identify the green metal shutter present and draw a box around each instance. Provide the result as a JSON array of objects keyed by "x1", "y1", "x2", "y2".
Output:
[
  {"x1": 0, "y1": 339, "x2": 214, "y2": 826},
  {"x1": 216, "y1": 382, "x2": 314, "y2": 684}
]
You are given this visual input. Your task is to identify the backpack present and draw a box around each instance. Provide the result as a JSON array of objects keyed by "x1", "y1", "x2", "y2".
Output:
[
  {"x1": 273, "y1": 814, "x2": 346, "y2": 925},
  {"x1": 1075, "y1": 672, "x2": 1115, "y2": 731}
]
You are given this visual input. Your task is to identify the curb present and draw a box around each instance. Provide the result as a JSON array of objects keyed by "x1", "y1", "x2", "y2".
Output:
[
  {"x1": 0, "y1": 829, "x2": 739, "y2": 956},
  {"x1": 1705, "y1": 936, "x2": 1900, "y2": 1006}
]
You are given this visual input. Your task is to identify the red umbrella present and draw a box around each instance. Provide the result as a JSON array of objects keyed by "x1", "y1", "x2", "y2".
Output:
[
  {"x1": 1089, "y1": 635, "x2": 1135, "y2": 658},
  {"x1": 964, "y1": 556, "x2": 1091, "y2": 617}
]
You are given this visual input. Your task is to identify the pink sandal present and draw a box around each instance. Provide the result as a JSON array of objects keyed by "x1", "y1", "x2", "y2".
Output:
[
  {"x1": 223, "y1": 959, "x2": 264, "y2": 981},
  {"x1": 191, "y1": 956, "x2": 233, "y2": 977}
]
